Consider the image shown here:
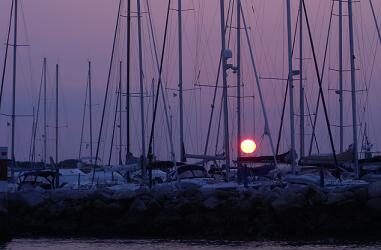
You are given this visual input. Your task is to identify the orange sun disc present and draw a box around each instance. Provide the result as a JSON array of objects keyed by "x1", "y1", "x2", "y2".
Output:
[{"x1": 240, "y1": 139, "x2": 257, "y2": 154}]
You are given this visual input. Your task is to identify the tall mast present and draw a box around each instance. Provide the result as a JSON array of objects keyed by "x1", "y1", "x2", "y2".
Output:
[
  {"x1": 119, "y1": 61, "x2": 122, "y2": 165},
  {"x1": 219, "y1": 0, "x2": 230, "y2": 178},
  {"x1": 299, "y1": 0, "x2": 305, "y2": 158},
  {"x1": 286, "y1": 0, "x2": 296, "y2": 173},
  {"x1": 55, "y1": 64, "x2": 59, "y2": 165},
  {"x1": 137, "y1": 0, "x2": 146, "y2": 174},
  {"x1": 88, "y1": 61, "x2": 93, "y2": 164},
  {"x1": 11, "y1": 0, "x2": 18, "y2": 169},
  {"x1": 339, "y1": 0, "x2": 344, "y2": 153},
  {"x1": 43, "y1": 57, "x2": 47, "y2": 165},
  {"x1": 126, "y1": 0, "x2": 131, "y2": 162},
  {"x1": 236, "y1": 0, "x2": 242, "y2": 158},
  {"x1": 178, "y1": 0, "x2": 185, "y2": 162},
  {"x1": 347, "y1": 0, "x2": 359, "y2": 178},
  {"x1": 55, "y1": 63, "x2": 59, "y2": 187}
]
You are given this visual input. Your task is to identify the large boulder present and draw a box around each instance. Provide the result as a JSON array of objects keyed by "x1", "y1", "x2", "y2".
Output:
[
  {"x1": 203, "y1": 196, "x2": 219, "y2": 210},
  {"x1": 18, "y1": 190, "x2": 48, "y2": 207},
  {"x1": 368, "y1": 182, "x2": 381, "y2": 198},
  {"x1": 111, "y1": 190, "x2": 136, "y2": 200},
  {"x1": 129, "y1": 198, "x2": 147, "y2": 212},
  {"x1": 326, "y1": 192, "x2": 349, "y2": 205},
  {"x1": 367, "y1": 197, "x2": 381, "y2": 210}
]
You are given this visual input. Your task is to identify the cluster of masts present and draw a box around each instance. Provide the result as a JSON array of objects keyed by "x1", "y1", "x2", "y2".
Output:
[{"x1": 1, "y1": 0, "x2": 381, "y2": 182}]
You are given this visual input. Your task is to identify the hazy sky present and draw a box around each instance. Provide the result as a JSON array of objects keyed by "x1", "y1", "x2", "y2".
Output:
[{"x1": 0, "y1": 0, "x2": 380, "y2": 164}]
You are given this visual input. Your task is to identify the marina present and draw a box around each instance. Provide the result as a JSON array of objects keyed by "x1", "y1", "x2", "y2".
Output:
[{"x1": 0, "y1": 0, "x2": 380, "y2": 243}]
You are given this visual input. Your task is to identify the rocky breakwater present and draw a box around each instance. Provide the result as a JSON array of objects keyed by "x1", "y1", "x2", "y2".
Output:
[
  {"x1": 0, "y1": 159, "x2": 9, "y2": 241},
  {"x1": 0, "y1": 191, "x2": 9, "y2": 241},
  {"x1": 7, "y1": 181, "x2": 381, "y2": 239}
]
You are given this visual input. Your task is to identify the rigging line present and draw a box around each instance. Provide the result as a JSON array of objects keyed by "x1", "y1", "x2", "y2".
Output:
[
  {"x1": 146, "y1": 0, "x2": 176, "y2": 163},
  {"x1": 203, "y1": 0, "x2": 234, "y2": 158},
  {"x1": 93, "y1": 0, "x2": 123, "y2": 183},
  {"x1": 308, "y1": 0, "x2": 335, "y2": 156},
  {"x1": 358, "y1": 31, "x2": 379, "y2": 145},
  {"x1": 30, "y1": 61, "x2": 45, "y2": 163},
  {"x1": 304, "y1": 90, "x2": 320, "y2": 153},
  {"x1": 79, "y1": 75, "x2": 89, "y2": 160},
  {"x1": 303, "y1": 0, "x2": 339, "y2": 170},
  {"x1": 0, "y1": 0, "x2": 14, "y2": 109},
  {"x1": 214, "y1": 94, "x2": 224, "y2": 155},
  {"x1": 108, "y1": 84, "x2": 121, "y2": 166},
  {"x1": 28, "y1": 107, "x2": 34, "y2": 164},
  {"x1": 369, "y1": 0, "x2": 381, "y2": 44},
  {"x1": 147, "y1": 0, "x2": 171, "y2": 160},
  {"x1": 19, "y1": 1, "x2": 35, "y2": 103},
  {"x1": 275, "y1": 2, "x2": 300, "y2": 156}
]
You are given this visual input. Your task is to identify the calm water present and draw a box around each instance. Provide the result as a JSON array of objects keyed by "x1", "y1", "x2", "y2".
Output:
[{"x1": 0, "y1": 239, "x2": 380, "y2": 250}]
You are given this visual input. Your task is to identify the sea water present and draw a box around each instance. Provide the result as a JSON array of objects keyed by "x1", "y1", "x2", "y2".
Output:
[{"x1": 1, "y1": 239, "x2": 380, "y2": 250}]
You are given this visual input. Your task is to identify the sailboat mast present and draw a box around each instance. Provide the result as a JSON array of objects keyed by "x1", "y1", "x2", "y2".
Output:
[
  {"x1": 236, "y1": 0, "x2": 242, "y2": 158},
  {"x1": 347, "y1": 0, "x2": 359, "y2": 178},
  {"x1": 137, "y1": 0, "x2": 146, "y2": 174},
  {"x1": 339, "y1": 0, "x2": 344, "y2": 153},
  {"x1": 55, "y1": 64, "x2": 59, "y2": 165},
  {"x1": 126, "y1": 0, "x2": 131, "y2": 163},
  {"x1": 55, "y1": 63, "x2": 59, "y2": 188},
  {"x1": 299, "y1": 0, "x2": 305, "y2": 158},
  {"x1": 286, "y1": 0, "x2": 296, "y2": 173},
  {"x1": 43, "y1": 58, "x2": 47, "y2": 166},
  {"x1": 219, "y1": 0, "x2": 230, "y2": 178},
  {"x1": 178, "y1": 0, "x2": 185, "y2": 162},
  {"x1": 11, "y1": 0, "x2": 18, "y2": 169},
  {"x1": 88, "y1": 61, "x2": 93, "y2": 164},
  {"x1": 119, "y1": 61, "x2": 122, "y2": 165}
]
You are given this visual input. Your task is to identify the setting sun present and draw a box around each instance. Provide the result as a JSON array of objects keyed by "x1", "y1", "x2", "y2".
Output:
[{"x1": 240, "y1": 139, "x2": 257, "y2": 154}]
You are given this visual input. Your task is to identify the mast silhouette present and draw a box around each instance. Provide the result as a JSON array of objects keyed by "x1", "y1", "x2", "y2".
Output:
[
  {"x1": 11, "y1": 0, "x2": 18, "y2": 171},
  {"x1": 178, "y1": 0, "x2": 185, "y2": 162},
  {"x1": 219, "y1": 0, "x2": 230, "y2": 179},
  {"x1": 126, "y1": 0, "x2": 131, "y2": 163},
  {"x1": 347, "y1": 0, "x2": 359, "y2": 178},
  {"x1": 137, "y1": 0, "x2": 146, "y2": 175},
  {"x1": 236, "y1": 0, "x2": 242, "y2": 159},
  {"x1": 286, "y1": 0, "x2": 296, "y2": 173}
]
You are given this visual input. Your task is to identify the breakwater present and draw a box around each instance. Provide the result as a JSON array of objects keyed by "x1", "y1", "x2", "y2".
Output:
[{"x1": 6, "y1": 181, "x2": 381, "y2": 239}]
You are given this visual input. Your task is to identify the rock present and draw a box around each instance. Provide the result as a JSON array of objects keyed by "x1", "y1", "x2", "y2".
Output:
[
  {"x1": 367, "y1": 198, "x2": 381, "y2": 210},
  {"x1": 235, "y1": 199, "x2": 252, "y2": 210},
  {"x1": 368, "y1": 182, "x2": 381, "y2": 198},
  {"x1": 112, "y1": 190, "x2": 136, "y2": 200},
  {"x1": 178, "y1": 181, "x2": 202, "y2": 190},
  {"x1": 152, "y1": 184, "x2": 175, "y2": 197},
  {"x1": 271, "y1": 191, "x2": 304, "y2": 211},
  {"x1": 326, "y1": 192, "x2": 348, "y2": 205},
  {"x1": 49, "y1": 201, "x2": 66, "y2": 215},
  {"x1": 19, "y1": 191, "x2": 47, "y2": 207},
  {"x1": 0, "y1": 203, "x2": 6, "y2": 213},
  {"x1": 129, "y1": 198, "x2": 147, "y2": 212},
  {"x1": 353, "y1": 187, "x2": 368, "y2": 201},
  {"x1": 203, "y1": 196, "x2": 219, "y2": 209},
  {"x1": 49, "y1": 189, "x2": 93, "y2": 202},
  {"x1": 271, "y1": 196, "x2": 291, "y2": 211}
]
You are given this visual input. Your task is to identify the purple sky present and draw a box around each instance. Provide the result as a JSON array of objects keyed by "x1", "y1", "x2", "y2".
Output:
[{"x1": 0, "y1": 0, "x2": 380, "y2": 164}]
